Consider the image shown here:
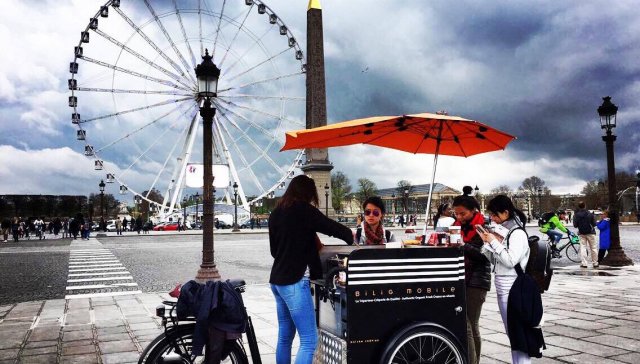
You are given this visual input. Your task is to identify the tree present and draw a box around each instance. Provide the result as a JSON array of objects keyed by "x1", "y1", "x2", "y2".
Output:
[
  {"x1": 331, "y1": 171, "x2": 352, "y2": 213},
  {"x1": 490, "y1": 185, "x2": 513, "y2": 195},
  {"x1": 519, "y1": 176, "x2": 550, "y2": 216},
  {"x1": 396, "y1": 180, "x2": 413, "y2": 214},
  {"x1": 355, "y1": 178, "x2": 377, "y2": 205},
  {"x1": 141, "y1": 189, "x2": 164, "y2": 220}
]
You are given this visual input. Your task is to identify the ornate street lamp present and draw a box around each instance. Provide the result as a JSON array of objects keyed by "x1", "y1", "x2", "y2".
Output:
[
  {"x1": 474, "y1": 185, "x2": 479, "y2": 196},
  {"x1": 182, "y1": 196, "x2": 188, "y2": 231},
  {"x1": 232, "y1": 182, "x2": 240, "y2": 232},
  {"x1": 391, "y1": 193, "x2": 396, "y2": 226},
  {"x1": 324, "y1": 183, "x2": 330, "y2": 216},
  {"x1": 598, "y1": 96, "x2": 633, "y2": 266},
  {"x1": 194, "y1": 192, "x2": 200, "y2": 226},
  {"x1": 536, "y1": 186, "x2": 543, "y2": 218},
  {"x1": 195, "y1": 49, "x2": 221, "y2": 280},
  {"x1": 99, "y1": 179, "x2": 105, "y2": 226},
  {"x1": 404, "y1": 188, "x2": 409, "y2": 215},
  {"x1": 134, "y1": 195, "x2": 141, "y2": 220}
]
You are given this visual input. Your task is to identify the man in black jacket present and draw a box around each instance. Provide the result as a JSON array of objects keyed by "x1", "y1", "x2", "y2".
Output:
[{"x1": 573, "y1": 202, "x2": 598, "y2": 268}]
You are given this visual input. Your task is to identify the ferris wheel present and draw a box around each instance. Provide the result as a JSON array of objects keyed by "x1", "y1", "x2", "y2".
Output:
[{"x1": 69, "y1": 0, "x2": 305, "y2": 217}]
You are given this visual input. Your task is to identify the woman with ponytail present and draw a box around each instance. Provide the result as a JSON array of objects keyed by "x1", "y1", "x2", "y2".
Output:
[
  {"x1": 477, "y1": 195, "x2": 532, "y2": 363},
  {"x1": 433, "y1": 203, "x2": 455, "y2": 229}
]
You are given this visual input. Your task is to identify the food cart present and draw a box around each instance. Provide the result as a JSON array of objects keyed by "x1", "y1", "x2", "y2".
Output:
[{"x1": 313, "y1": 245, "x2": 468, "y2": 364}]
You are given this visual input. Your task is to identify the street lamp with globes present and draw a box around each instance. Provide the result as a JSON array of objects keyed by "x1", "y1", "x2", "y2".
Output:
[
  {"x1": 99, "y1": 179, "x2": 105, "y2": 228},
  {"x1": 598, "y1": 96, "x2": 633, "y2": 266},
  {"x1": 232, "y1": 182, "x2": 240, "y2": 232},
  {"x1": 324, "y1": 183, "x2": 330, "y2": 216},
  {"x1": 195, "y1": 49, "x2": 221, "y2": 281}
]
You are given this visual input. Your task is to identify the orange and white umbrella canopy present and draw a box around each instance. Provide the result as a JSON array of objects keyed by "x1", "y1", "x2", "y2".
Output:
[{"x1": 281, "y1": 112, "x2": 515, "y2": 157}]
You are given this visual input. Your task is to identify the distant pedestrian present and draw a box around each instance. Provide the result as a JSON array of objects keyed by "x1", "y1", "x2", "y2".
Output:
[
  {"x1": 123, "y1": 217, "x2": 129, "y2": 232},
  {"x1": 143, "y1": 221, "x2": 150, "y2": 234},
  {"x1": 116, "y1": 217, "x2": 122, "y2": 235},
  {"x1": 11, "y1": 217, "x2": 20, "y2": 243},
  {"x1": 62, "y1": 218, "x2": 69, "y2": 238},
  {"x1": 636, "y1": 212, "x2": 640, "y2": 224},
  {"x1": 399, "y1": 214, "x2": 405, "y2": 227},
  {"x1": 69, "y1": 217, "x2": 79, "y2": 240},
  {"x1": 53, "y1": 217, "x2": 62, "y2": 237},
  {"x1": 250, "y1": 217, "x2": 255, "y2": 230},
  {"x1": 1, "y1": 217, "x2": 11, "y2": 242},
  {"x1": 177, "y1": 218, "x2": 182, "y2": 232},
  {"x1": 136, "y1": 216, "x2": 143, "y2": 234},
  {"x1": 256, "y1": 218, "x2": 261, "y2": 229},
  {"x1": 597, "y1": 210, "x2": 610, "y2": 264},
  {"x1": 573, "y1": 202, "x2": 598, "y2": 268}
]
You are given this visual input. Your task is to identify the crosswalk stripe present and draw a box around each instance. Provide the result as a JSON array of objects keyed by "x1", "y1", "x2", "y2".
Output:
[
  {"x1": 66, "y1": 282, "x2": 139, "y2": 290},
  {"x1": 65, "y1": 291, "x2": 143, "y2": 300},
  {"x1": 67, "y1": 245, "x2": 141, "y2": 299},
  {"x1": 68, "y1": 271, "x2": 132, "y2": 277},
  {"x1": 68, "y1": 263, "x2": 123, "y2": 268},
  {"x1": 67, "y1": 276, "x2": 133, "y2": 283},
  {"x1": 69, "y1": 267, "x2": 128, "y2": 272}
]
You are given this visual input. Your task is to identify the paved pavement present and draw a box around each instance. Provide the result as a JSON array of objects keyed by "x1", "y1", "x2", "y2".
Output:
[{"x1": 1, "y1": 235, "x2": 639, "y2": 363}]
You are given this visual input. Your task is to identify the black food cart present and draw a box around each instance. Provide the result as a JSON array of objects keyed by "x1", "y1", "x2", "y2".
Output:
[{"x1": 313, "y1": 245, "x2": 468, "y2": 364}]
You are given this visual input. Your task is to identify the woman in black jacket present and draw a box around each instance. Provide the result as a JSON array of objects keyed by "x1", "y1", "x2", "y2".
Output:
[
  {"x1": 452, "y1": 195, "x2": 491, "y2": 364},
  {"x1": 269, "y1": 175, "x2": 353, "y2": 364}
]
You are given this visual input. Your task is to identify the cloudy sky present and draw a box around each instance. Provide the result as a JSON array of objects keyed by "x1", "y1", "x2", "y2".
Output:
[{"x1": 1, "y1": 0, "x2": 639, "y2": 201}]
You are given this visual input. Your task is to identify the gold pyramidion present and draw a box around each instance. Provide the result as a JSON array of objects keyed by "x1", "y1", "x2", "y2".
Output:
[{"x1": 308, "y1": 0, "x2": 321, "y2": 10}]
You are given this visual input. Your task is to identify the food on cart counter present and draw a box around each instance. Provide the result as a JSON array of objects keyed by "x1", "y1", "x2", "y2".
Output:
[{"x1": 402, "y1": 239, "x2": 421, "y2": 245}]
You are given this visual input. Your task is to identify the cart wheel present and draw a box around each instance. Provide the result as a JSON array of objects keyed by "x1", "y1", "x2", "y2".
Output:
[{"x1": 381, "y1": 326, "x2": 465, "y2": 364}]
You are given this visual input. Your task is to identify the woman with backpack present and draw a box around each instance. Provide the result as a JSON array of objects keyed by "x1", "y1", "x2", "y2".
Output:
[
  {"x1": 478, "y1": 195, "x2": 532, "y2": 363},
  {"x1": 355, "y1": 196, "x2": 396, "y2": 245},
  {"x1": 451, "y1": 195, "x2": 491, "y2": 364}
]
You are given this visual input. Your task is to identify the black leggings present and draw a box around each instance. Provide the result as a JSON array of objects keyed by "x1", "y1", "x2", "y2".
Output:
[{"x1": 598, "y1": 249, "x2": 608, "y2": 263}]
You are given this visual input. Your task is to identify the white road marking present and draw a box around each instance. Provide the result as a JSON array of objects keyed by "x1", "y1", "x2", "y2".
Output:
[
  {"x1": 65, "y1": 290, "x2": 143, "y2": 299},
  {"x1": 66, "y1": 245, "x2": 140, "y2": 299},
  {"x1": 67, "y1": 276, "x2": 133, "y2": 283},
  {"x1": 66, "y1": 282, "x2": 138, "y2": 290}
]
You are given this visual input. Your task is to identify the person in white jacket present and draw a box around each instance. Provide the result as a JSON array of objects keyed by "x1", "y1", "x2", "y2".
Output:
[{"x1": 477, "y1": 195, "x2": 531, "y2": 364}]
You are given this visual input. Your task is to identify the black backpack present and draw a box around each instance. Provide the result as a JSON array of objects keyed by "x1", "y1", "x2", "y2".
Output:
[
  {"x1": 537, "y1": 212, "x2": 556, "y2": 228},
  {"x1": 355, "y1": 227, "x2": 391, "y2": 244},
  {"x1": 506, "y1": 228, "x2": 553, "y2": 294}
]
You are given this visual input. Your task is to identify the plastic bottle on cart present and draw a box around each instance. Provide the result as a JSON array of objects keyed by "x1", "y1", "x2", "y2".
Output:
[{"x1": 449, "y1": 226, "x2": 462, "y2": 245}]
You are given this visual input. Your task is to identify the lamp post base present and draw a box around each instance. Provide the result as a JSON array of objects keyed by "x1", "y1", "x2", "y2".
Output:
[
  {"x1": 195, "y1": 266, "x2": 221, "y2": 282},
  {"x1": 601, "y1": 247, "x2": 634, "y2": 267},
  {"x1": 232, "y1": 225, "x2": 240, "y2": 232}
]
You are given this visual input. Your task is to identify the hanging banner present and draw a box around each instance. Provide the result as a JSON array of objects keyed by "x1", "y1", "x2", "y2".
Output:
[{"x1": 185, "y1": 163, "x2": 230, "y2": 188}]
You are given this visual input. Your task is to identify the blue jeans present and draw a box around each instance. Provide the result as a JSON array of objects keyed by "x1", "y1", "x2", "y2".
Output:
[
  {"x1": 546, "y1": 230, "x2": 563, "y2": 247},
  {"x1": 270, "y1": 277, "x2": 317, "y2": 364}
]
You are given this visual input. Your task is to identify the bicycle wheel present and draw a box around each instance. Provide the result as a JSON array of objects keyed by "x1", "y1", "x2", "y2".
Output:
[
  {"x1": 381, "y1": 326, "x2": 466, "y2": 364},
  {"x1": 565, "y1": 243, "x2": 580, "y2": 263},
  {"x1": 139, "y1": 324, "x2": 248, "y2": 364}
]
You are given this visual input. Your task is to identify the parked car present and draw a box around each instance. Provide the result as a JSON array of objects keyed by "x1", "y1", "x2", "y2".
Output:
[{"x1": 153, "y1": 222, "x2": 180, "y2": 231}]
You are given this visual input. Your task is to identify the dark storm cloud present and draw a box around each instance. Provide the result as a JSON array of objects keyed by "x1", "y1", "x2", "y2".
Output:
[{"x1": 316, "y1": 0, "x2": 640, "y2": 182}]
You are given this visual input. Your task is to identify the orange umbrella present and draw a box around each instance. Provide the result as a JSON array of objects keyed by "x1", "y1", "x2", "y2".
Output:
[{"x1": 281, "y1": 112, "x2": 516, "y2": 224}]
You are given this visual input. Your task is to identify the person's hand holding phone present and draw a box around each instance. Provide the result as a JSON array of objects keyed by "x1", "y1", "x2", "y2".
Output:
[{"x1": 475, "y1": 224, "x2": 496, "y2": 244}]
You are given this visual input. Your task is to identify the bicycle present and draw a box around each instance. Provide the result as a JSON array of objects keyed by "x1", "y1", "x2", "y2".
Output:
[
  {"x1": 545, "y1": 232, "x2": 581, "y2": 263},
  {"x1": 138, "y1": 279, "x2": 261, "y2": 364}
]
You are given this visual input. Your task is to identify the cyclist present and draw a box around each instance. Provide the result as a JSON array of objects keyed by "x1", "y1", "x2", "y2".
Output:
[{"x1": 539, "y1": 210, "x2": 571, "y2": 255}]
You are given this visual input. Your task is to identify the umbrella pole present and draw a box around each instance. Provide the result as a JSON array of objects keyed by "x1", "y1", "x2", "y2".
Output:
[{"x1": 423, "y1": 152, "x2": 439, "y2": 235}]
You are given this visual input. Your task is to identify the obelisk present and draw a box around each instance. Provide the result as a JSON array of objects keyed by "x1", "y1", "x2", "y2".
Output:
[{"x1": 302, "y1": 0, "x2": 333, "y2": 216}]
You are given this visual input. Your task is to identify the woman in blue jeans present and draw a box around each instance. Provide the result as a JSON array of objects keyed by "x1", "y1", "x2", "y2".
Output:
[{"x1": 268, "y1": 175, "x2": 353, "y2": 363}]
